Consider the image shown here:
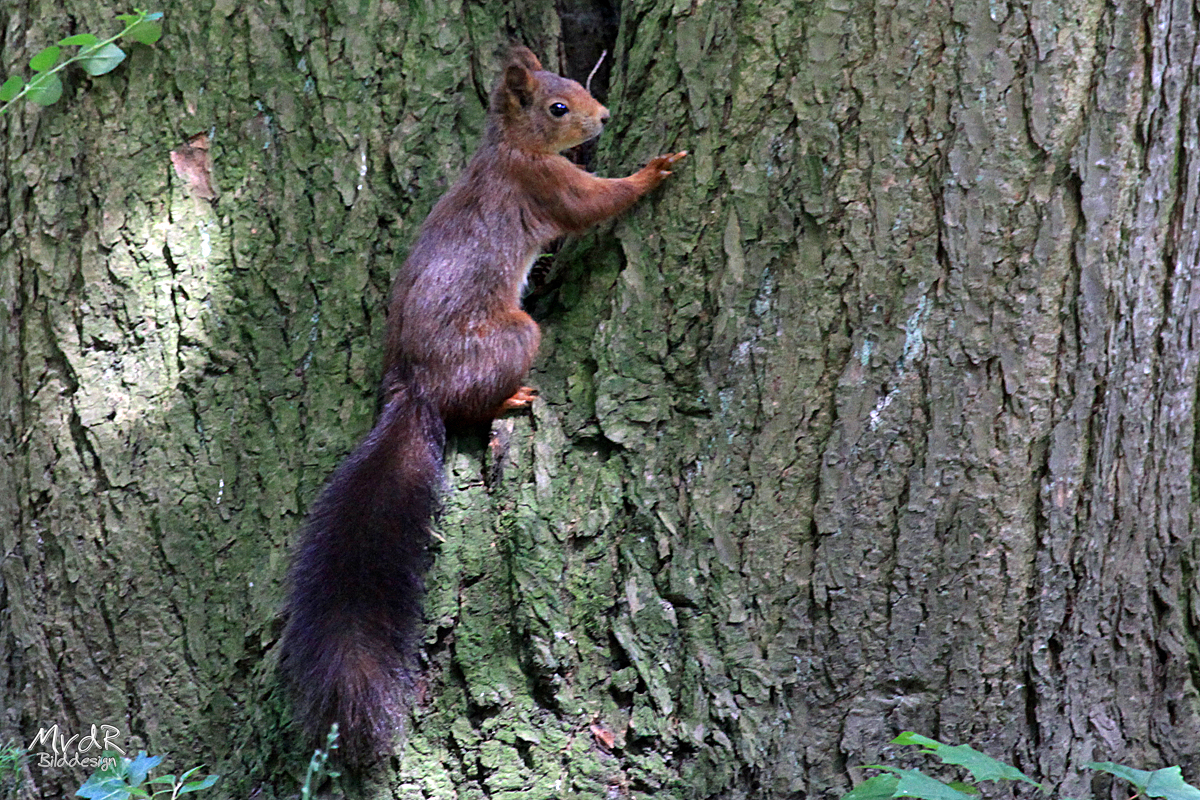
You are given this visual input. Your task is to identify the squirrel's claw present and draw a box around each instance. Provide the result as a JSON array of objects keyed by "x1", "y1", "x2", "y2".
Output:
[{"x1": 495, "y1": 386, "x2": 539, "y2": 415}]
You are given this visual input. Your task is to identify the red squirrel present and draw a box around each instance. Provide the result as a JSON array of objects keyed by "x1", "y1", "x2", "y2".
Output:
[{"x1": 278, "y1": 46, "x2": 685, "y2": 763}]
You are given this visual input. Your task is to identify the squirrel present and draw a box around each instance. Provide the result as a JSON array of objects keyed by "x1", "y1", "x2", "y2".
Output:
[{"x1": 278, "y1": 45, "x2": 685, "y2": 763}]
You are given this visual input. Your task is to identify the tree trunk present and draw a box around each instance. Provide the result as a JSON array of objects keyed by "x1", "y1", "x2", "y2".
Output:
[{"x1": 2, "y1": 0, "x2": 1198, "y2": 797}]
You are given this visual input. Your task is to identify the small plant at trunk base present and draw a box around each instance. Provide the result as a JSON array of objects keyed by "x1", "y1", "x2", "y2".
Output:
[
  {"x1": 299, "y1": 724, "x2": 342, "y2": 800},
  {"x1": 0, "y1": 9, "x2": 162, "y2": 116},
  {"x1": 0, "y1": 740, "x2": 24, "y2": 796},
  {"x1": 843, "y1": 732, "x2": 1200, "y2": 800},
  {"x1": 75, "y1": 751, "x2": 218, "y2": 800}
]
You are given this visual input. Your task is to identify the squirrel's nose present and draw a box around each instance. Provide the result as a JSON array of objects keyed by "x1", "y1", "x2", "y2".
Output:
[{"x1": 599, "y1": 106, "x2": 610, "y2": 123}]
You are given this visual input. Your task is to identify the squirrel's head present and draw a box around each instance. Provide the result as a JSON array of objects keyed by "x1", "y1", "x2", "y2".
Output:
[{"x1": 490, "y1": 46, "x2": 610, "y2": 154}]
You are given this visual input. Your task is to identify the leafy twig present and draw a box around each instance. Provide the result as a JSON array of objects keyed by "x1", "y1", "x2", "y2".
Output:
[
  {"x1": 843, "y1": 732, "x2": 1200, "y2": 800},
  {"x1": 0, "y1": 9, "x2": 162, "y2": 116},
  {"x1": 76, "y1": 750, "x2": 220, "y2": 799}
]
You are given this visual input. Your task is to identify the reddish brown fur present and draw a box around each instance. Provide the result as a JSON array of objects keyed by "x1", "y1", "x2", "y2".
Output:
[
  {"x1": 384, "y1": 48, "x2": 685, "y2": 422},
  {"x1": 280, "y1": 45, "x2": 684, "y2": 765}
]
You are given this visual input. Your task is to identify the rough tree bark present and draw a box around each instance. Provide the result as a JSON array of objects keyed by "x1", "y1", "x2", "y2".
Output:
[{"x1": 1, "y1": 0, "x2": 1198, "y2": 798}]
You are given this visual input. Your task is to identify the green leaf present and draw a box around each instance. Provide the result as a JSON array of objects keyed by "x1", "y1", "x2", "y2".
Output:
[
  {"x1": 29, "y1": 46, "x2": 61, "y2": 72},
  {"x1": 1145, "y1": 767, "x2": 1200, "y2": 800},
  {"x1": 145, "y1": 12, "x2": 164, "y2": 21},
  {"x1": 75, "y1": 772, "x2": 133, "y2": 800},
  {"x1": 893, "y1": 733, "x2": 941, "y2": 748},
  {"x1": 178, "y1": 774, "x2": 219, "y2": 794},
  {"x1": 1088, "y1": 764, "x2": 1200, "y2": 800},
  {"x1": 927, "y1": 744, "x2": 1038, "y2": 785},
  {"x1": 78, "y1": 44, "x2": 127, "y2": 76},
  {"x1": 843, "y1": 774, "x2": 901, "y2": 800},
  {"x1": 59, "y1": 33, "x2": 99, "y2": 47},
  {"x1": 947, "y1": 783, "x2": 981, "y2": 795},
  {"x1": 26, "y1": 73, "x2": 63, "y2": 106},
  {"x1": 893, "y1": 732, "x2": 1040, "y2": 787},
  {"x1": 124, "y1": 20, "x2": 162, "y2": 45},
  {"x1": 888, "y1": 768, "x2": 980, "y2": 800},
  {"x1": 0, "y1": 75, "x2": 24, "y2": 102},
  {"x1": 1087, "y1": 762, "x2": 1156, "y2": 793},
  {"x1": 125, "y1": 752, "x2": 162, "y2": 787},
  {"x1": 146, "y1": 775, "x2": 175, "y2": 784}
]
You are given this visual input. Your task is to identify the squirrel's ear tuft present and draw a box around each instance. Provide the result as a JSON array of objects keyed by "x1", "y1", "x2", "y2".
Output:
[
  {"x1": 506, "y1": 45, "x2": 543, "y2": 73},
  {"x1": 503, "y1": 61, "x2": 539, "y2": 107}
]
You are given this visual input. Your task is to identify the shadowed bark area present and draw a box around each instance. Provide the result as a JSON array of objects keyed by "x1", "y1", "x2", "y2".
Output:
[{"x1": 1, "y1": 0, "x2": 1199, "y2": 798}]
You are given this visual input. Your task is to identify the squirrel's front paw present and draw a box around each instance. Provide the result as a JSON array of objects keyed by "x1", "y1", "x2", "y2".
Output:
[{"x1": 648, "y1": 150, "x2": 688, "y2": 175}]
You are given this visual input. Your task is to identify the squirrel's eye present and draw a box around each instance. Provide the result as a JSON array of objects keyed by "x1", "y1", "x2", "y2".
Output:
[{"x1": 549, "y1": 102, "x2": 569, "y2": 117}]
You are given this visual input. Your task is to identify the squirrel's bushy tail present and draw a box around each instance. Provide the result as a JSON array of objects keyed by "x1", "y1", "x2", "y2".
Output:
[{"x1": 279, "y1": 385, "x2": 444, "y2": 763}]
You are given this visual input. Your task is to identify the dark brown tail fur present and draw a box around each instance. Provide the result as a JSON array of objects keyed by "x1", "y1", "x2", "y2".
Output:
[{"x1": 279, "y1": 385, "x2": 444, "y2": 763}]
